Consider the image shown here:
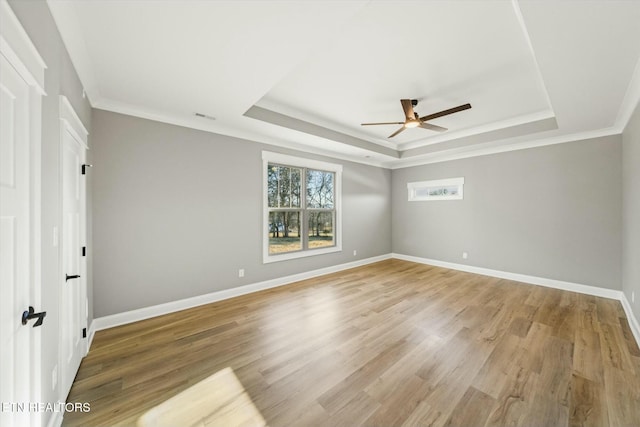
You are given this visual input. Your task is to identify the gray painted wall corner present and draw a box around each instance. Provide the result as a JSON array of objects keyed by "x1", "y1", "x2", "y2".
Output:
[
  {"x1": 391, "y1": 135, "x2": 623, "y2": 290},
  {"x1": 91, "y1": 110, "x2": 391, "y2": 317},
  {"x1": 623, "y1": 101, "x2": 640, "y2": 321}
]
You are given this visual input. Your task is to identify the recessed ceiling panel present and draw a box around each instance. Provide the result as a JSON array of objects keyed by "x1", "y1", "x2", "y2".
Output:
[
  {"x1": 69, "y1": 0, "x2": 368, "y2": 118},
  {"x1": 47, "y1": 0, "x2": 640, "y2": 167},
  {"x1": 258, "y1": 1, "x2": 552, "y2": 146}
]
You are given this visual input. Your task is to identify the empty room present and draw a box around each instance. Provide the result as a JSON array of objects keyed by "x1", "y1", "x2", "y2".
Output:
[{"x1": 2, "y1": 0, "x2": 640, "y2": 426}]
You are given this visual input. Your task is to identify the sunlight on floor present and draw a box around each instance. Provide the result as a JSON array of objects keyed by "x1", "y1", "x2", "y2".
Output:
[{"x1": 136, "y1": 367, "x2": 266, "y2": 427}]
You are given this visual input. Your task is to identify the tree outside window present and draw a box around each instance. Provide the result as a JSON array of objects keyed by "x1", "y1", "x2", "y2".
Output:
[{"x1": 267, "y1": 164, "x2": 335, "y2": 254}]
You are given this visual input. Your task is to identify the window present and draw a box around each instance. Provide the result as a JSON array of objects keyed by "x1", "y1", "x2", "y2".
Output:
[
  {"x1": 263, "y1": 152, "x2": 342, "y2": 263},
  {"x1": 408, "y1": 177, "x2": 464, "y2": 201}
]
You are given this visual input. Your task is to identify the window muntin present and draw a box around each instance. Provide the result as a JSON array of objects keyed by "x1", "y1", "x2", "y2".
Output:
[
  {"x1": 306, "y1": 169, "x2": 334, "y2": 209},
  {"x1": 268, "y1": 165, "x2": 301, "y2": 208},
  {"x1": 267, "y1": 165, "x2": 335, "y2": 254},
  {"x1": 263, "y1": 152, "x2": 342, "y2": 263},
  {"x1": 268, "y1": 211, "x2": 301, "y2": 254},
  {"x1": 308, "y1": 211, "x2": 334, "y2": 249}
]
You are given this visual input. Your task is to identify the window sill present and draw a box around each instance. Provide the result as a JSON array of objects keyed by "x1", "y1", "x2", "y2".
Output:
[{"x1": 263, "y1": 245, "x2": 342, "y2": 264}]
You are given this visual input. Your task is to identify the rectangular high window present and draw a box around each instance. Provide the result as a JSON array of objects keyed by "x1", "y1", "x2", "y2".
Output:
[
  {"x1": 408, "y1": 177, "x2": 464, "y2": 201},
  {"x1": 263, "y1": 152, "x2": 342, "y2": 263}
]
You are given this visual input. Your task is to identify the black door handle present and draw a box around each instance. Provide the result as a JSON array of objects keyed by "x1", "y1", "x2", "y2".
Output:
[
  {"x1": 66, "y1": 274, "x2": 81, "y2": 282},
  {"x1": 22, "y1": 306, "x2": 47, "y2": 327}
]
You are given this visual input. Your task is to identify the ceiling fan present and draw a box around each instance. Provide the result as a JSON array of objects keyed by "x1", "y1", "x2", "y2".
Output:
[{"x1": 361, "y1": 99, "x2": 472, "y2": 138}]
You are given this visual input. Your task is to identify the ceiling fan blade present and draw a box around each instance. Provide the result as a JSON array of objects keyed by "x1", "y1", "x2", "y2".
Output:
[
  {"x1": 419, "y1": 103, "x2": 472, "y2": 122},
  {"x1": 361, "y1": 121, "x2": 405, "y2": 126},
  {"x1": 400, "y1": 99, "x2": 415, "y2": 121},
  {"x1": 388, "y1": 126, "x2": 406, "y2": 138},
  {"x1": 419, "y1": 123, "x2": 447, "y2": 132}
]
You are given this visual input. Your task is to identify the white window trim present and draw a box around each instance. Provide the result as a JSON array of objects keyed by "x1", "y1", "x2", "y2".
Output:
[
  {"x1": 408, "y1": 177, "x2": 464, "y2": 201},
  {"x1": 262, "y1": 151, "x2": 342, "y2": 263}
]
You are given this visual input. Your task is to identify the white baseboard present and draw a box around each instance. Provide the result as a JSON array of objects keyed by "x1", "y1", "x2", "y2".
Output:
[
  {"x1": 86, "y1": 321, "x2": 96, "y2": 353},
  {"x1": 88, "y1": 252, "x2": 640, "y2": 351},
  {"x1": 45, "y1": 411, "x2": 63, "y2": 427},
  {"x1": 391, "y1": 253, "x2": 622, "y2": 300},
  {"x1": 620, "y1": 292, "x2": 640, "y2": 347},
  {"x1": 91, "y1": 254, "x2": 392, "y2": 333},
  {"x1": 391, "y1": 253, "x2": 640, "y2": 348}
]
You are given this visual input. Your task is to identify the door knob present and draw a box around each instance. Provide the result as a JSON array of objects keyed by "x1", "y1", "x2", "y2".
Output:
[
  {"x1": 22, "y1": 306, "x2": 47, "y2": 327},
  {"x1": 66, "y1": 274, "x2": 81, "y2": 282}
]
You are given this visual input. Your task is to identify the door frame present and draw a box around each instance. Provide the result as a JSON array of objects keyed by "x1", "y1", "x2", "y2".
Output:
[
  {"x1": 57, "y1": 95, "x2": 89, "y2": 403},
  {"x1": 0, "y1": 1, "x2": 47, "y2": 425}
]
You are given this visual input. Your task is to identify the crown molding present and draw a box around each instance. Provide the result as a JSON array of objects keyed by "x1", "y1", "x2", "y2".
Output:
[
  {"x1": 46, "y1": 0, "x2": 638, "y2": 171},
  {"x1": 616, "y1": 54, "x2": 640, "y2": 132},
  {"x1": 385, "y1": 127, "x2": 621, "y2": 169},
  {"x1": 93, "y1": 97, "x2": 390, "y2": 169},
  {"x1": 397, "y1": 110, "x2": 555, "y2": 152},
  {"x1": 1, "y1": 0, "x2": 47, "y2": 94},
  {"x1": 96, "y1": 94, "x2": 626, "y2": 172},
  {"x1": 245, "y1": 106, "x2": 399, "y2": 158},
  {"x1": 93, "y1": 93, "x2": 628, "y2": 172},
  {"x1": 47, "y1": 0, "x2": 100, "y2": 103},
  {"x1": 400, "y1": 114, "x2": 558, "y2": 159},
  {"x1": 255, "y1": 97, "x2": 396, "y2": 150}
]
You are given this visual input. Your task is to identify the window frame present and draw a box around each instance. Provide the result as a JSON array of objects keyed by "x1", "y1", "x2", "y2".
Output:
[
  {"x1": 407, "y1": 177, "x2": 464, "y2": 201},
  {"x1": 262, "y1": 151, "x2": 342, "y2": 263}
]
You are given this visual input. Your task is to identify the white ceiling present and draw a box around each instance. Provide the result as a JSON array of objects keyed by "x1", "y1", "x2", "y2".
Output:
[{"x1": 47, "y1": 0, "x2": 640, "y2": 168}]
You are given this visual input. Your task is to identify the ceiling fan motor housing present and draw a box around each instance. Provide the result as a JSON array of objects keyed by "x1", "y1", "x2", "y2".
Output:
[{"x1": 360, "y1": 98, "x2": 471, "y2": 138}]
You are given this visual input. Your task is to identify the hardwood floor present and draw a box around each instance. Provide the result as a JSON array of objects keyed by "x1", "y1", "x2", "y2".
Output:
[{"x1": 64, "y1": 260, "x2": 640, "y2": 427}]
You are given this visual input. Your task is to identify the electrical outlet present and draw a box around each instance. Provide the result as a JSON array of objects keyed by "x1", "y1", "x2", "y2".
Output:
[
  {"x1": 52, "y1": 365, "x2": 57, "y2": 390},
  {"x1": 462, "y1": 252, "x2": 468, "y2": 259},
  {"x1": 353, "y1": 250, "x2": 357, "y2": 256},
  {"x1": 238, "y1": 269, "x2": 244, "y2": 278}
]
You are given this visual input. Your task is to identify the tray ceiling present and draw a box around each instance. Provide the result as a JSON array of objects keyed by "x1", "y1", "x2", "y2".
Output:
[{"x1": 47, "y1": 0, "x2": 640, "y2": 168}]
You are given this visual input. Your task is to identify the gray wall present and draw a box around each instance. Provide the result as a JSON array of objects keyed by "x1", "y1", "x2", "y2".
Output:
[
  {"x1": 623, "y1": 102, "x2": 640, "y2": 319},
  {"x1": 8, "y1": 1, "x2": 92, "y2": 425},
  {"x1": 91, "y1": 110, "x2": 391, "y2": 317},
  {"x1": 392, "y1": 136, "x2": 622, "y2": 290}
]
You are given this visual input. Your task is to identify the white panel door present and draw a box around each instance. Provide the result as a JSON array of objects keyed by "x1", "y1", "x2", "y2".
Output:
[
  {"x1": 0, "y1": 53, "x2": 34, "y2": 427},
  {"x1": 59, "y1": 125, "x2": 86, "y2": 400}
]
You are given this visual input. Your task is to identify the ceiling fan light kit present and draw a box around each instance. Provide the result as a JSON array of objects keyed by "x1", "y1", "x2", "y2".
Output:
[{"x1": 361, "y1": 99, "x2": 472, "y2": 138}]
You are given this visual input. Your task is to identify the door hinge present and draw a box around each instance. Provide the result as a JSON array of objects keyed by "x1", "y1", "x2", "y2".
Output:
[
  {"x1": 82, "y1": 328, "x2": 87, "y2": 338},
  {"x1": 81, "y1": 164, "x2": 93, "y2": 175},
  {"x1": 82, "y1": 246, "x2": 86, "y2": 257}
]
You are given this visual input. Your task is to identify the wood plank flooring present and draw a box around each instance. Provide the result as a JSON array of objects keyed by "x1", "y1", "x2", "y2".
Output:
[{"x1": 64, "y1": 259, "x2": 640, "y2": 427}]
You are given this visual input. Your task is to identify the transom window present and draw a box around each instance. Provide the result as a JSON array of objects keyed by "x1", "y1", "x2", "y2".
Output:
[
  {"x1": 263, "y1": 152, "x2": 342, "y2": 263},
  {"x1": 408, "y1": 177, "x2": 464, "y2": 201}
]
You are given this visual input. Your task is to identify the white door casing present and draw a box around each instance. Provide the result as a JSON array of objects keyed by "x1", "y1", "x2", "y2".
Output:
[
  {"x1": 0, "y1": 2, "x2": 46, "y2": 426},
  {"x1": 0, "y1": 49, "x2": 33, "y2": 427},
  {"x1": 58, "y1": 96, "x2": 88, "y2": 402}
]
